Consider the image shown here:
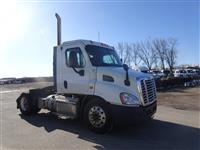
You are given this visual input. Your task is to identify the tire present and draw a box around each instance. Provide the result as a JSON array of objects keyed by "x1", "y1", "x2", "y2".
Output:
[
  {"x1": 83, "y1": 98, "x2": 113, "y2": 134},
  {"x1": 18, "y1": 93, "x2": 32, "y2": 115},
  {"x1": 18, "y1": 93, "x2": 41, "y2": 115}
]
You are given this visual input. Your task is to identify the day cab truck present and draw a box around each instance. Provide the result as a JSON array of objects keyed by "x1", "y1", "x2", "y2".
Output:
[{"x1": 16, "y1": 13, "x2": 157, "y2": 133}]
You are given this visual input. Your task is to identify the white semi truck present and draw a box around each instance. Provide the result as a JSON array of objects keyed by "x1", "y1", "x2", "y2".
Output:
[{"x1": 16, "y1": 13, "x2": 157, "y2": 133}]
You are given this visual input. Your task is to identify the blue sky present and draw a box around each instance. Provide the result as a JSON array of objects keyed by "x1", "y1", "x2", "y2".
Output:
[{"x1": 0, "y1": 0, "x2": 199, "y2": 77}]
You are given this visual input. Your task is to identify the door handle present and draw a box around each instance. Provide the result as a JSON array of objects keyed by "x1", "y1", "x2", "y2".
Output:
[{"x1": 64, "y1": 80, "x2": 68, "y2": 89}]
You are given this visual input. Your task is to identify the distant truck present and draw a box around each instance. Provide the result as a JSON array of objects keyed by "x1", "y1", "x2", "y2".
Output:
[
  {"x1": 149, "y1": 70, "x2": 164, "y2": 79},
  {"x1": 16, "y1": 13, "x2": 157, "y2": 133},
  {"x1": 174, "y1": 69, "x2": 187, "y2": 78},
  {"x1": 0, "y1": 78, "x2": 16, "y2": 84},
  {"x1": 185, "y1": 69, "x2": 197, "y2": 77}
]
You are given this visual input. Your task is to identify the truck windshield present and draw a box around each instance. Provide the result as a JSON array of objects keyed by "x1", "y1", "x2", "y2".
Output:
[{"x1": 85, "y1": 45, "x2": 122, "y2": 67}]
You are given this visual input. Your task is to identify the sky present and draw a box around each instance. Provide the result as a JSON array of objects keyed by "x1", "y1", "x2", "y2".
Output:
[{"x1": 0, "y1": 0, "x2": 199, "y2": 78}]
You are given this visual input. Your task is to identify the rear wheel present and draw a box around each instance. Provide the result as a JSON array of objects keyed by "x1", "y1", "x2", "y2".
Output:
[
  {"x1": 18, "y1": 93, "x2": 32, "y2": 115},
  {"x1": 18, "y1": 93, "x2": 40, "y2": 115},
  {"x1": 84, "y1": 98, "x2": 113, "y2": 134}
]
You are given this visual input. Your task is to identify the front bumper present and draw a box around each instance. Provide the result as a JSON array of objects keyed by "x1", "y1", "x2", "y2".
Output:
[{"x1": 110, "y1": 101, "x2": 157, "y2": 125}]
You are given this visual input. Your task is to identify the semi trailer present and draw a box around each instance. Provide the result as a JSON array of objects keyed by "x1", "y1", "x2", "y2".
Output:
[{"x1": 16, "y1": 13, "x2": 157, "y2": 133}]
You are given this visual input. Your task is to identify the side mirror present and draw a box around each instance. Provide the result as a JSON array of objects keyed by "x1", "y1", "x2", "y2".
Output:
[
  {"x1": 79, "y1": 70, "x2": 84, "y2": 76},
  {"x1": 68, "y1": 50, "x2": 84, "y2": 68},
  {"x1": 68, "y1": 50, "x2": 85, "y2": 76},
  {"x1": 123, "y1": 64, "x2": 129, "y2": 71}
]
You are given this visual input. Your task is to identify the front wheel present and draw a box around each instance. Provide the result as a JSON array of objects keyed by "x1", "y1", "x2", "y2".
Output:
[{"x1": 84, "y1": 99, "x2": 113, "y2": 134}]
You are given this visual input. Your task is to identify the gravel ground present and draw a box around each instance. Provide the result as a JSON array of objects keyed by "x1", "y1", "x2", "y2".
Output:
[{"x1": 157, "y1": 87, "x2": 200, "y2": 111}]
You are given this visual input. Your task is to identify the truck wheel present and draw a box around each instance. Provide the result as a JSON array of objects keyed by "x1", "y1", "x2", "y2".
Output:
[
  {"x1": 84, "y1": 99, "x2": 113, "y2": 134},
  {"x1": 18, "y1": 93, "x2": 32, "y2": 115}
]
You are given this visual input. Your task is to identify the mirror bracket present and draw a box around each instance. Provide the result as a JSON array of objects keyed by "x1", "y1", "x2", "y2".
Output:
[{"x1": 72, "y1": 67, "x2": 84, "y2": 76}]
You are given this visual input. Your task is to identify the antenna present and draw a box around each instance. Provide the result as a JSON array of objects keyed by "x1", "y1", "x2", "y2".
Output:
[{"x1": 98, "y1": 31, "x2": 100, "y2": 42}]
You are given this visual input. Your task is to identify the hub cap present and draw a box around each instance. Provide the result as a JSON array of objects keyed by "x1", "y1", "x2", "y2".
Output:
[{"x1": 88, "y1": 106, "x2": 106, "y2": 128}]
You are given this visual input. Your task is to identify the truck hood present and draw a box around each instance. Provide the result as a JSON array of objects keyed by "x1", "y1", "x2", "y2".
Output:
[
  {"x1": 97, "y1": 66, "x2": 151, "y2": 82},
  {"x1": 96, "y1": 66, "x2": 153, "y2": 100}
]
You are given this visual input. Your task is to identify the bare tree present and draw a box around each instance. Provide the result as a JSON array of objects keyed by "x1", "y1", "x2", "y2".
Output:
[
  {"x1": 130, "y1": 43, "x2": 141, "y2": 68},
  {"x1": 116, "y1": 37, "x2": 178, "y2": 71},
  {"x1": 153, "y1": 38, "x2": 167, "y2": 70},
  {"x1": 124, "y1": 43, "x2": 132, "y2": 66},
  {"x1": 116, "y1": 42, "x2": 127, "y2": 64},
  {"x1": 116, "y1": 42, "x2": 131, "y2": 66},
  {"x1": 154, "y1": 55, "x2": 159, "y2": 69},
  {"x1": 165, "y1": 38, "x2": 178, "y2": 73},
  {"x1": 138, "y1": 39, "x2": 156, "y2": 70},
  {"x1": 116, "y1": 42, "x2": 124, "y2": 60}
]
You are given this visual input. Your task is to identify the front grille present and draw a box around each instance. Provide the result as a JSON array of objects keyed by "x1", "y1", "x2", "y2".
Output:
[{"x1": 140, "y1": 78, "x2": 156, "y2": 105}]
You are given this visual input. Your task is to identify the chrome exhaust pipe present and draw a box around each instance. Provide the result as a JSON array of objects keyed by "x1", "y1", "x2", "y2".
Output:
[{"x1": 55, "y1": 13, "x2": 61, "y2": 46}]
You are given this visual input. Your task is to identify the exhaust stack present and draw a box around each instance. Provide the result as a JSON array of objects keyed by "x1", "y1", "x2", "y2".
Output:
[{"x1": 55, "y1": 13, "x2": 61, "y2": 46}]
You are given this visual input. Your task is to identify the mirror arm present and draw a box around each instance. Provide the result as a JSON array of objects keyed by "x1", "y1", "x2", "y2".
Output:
[
  {"x1": 123, "y1": 64, "x2": 130, "y2": 86},
  {"x1": 124, "y1": 71, "x2": 130, "y2": 86},
  {"x1": 72, "y1": 67, "x2": 84, "y2": 76},
  {"x1": 72, "y1": 67, "x2": 79, "y2": 73}
]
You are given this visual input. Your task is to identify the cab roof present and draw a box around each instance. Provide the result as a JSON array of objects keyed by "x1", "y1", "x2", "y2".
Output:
[{"x1": 62, "y1": 39, "x2": 114, "y2": 50}]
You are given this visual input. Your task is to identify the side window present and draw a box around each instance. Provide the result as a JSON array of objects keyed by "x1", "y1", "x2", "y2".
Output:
[
  {"x1": 103, "y1": 55, "x2": 118, "y2": 64},
  {"x1": 65, "y1": 47, "x2": 85, "y2": 68}
]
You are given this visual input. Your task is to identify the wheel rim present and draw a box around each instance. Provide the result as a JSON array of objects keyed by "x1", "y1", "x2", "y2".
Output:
[
  {"x1": 88, "y1": 106, "x2": 106, "y2": 128},
  {"x1": 20, "y1": 97, "x2": 29, "y2": 111}
]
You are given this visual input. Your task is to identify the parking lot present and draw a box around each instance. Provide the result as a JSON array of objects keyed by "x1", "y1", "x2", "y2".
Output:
[{"x1": 0, "y1": 82, "x2": 199, "y2": 150}]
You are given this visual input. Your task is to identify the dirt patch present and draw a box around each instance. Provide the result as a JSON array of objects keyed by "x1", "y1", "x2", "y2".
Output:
[{"x1": 157, "y1": 87, "x2": 200, "y2": 111}]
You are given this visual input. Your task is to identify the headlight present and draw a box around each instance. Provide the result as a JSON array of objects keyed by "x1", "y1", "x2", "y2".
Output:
[{"x1": 120, "y1": 92, "x2": 140, "y2": 105}]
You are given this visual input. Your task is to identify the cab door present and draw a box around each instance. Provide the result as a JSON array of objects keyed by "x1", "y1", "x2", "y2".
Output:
[{"x1": 59, "y1": 44, "x2": 93, "y2": 94}]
